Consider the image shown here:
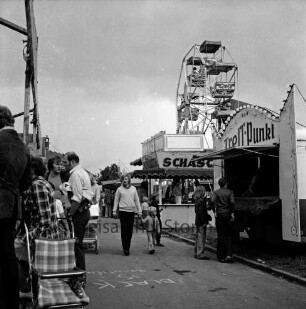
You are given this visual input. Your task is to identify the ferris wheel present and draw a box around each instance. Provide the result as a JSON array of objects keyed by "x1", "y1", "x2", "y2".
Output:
[{"x1": 176, "y1": 40, "x2": 238, "y2": 147}]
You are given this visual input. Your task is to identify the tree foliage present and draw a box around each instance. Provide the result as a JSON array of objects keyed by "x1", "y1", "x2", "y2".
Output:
[{"x1": 98, "y1": 163, "x2": 122, "y2": 183}]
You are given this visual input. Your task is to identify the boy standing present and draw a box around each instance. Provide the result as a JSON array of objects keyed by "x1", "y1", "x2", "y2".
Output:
[{"x1": 142, "y1": 206, "x2": 160, "y2": 254}]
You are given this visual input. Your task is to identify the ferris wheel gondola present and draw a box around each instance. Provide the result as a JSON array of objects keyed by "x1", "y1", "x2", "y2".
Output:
[{"x1": 176, "y1": 40, "x2": 238, "y2": 148}]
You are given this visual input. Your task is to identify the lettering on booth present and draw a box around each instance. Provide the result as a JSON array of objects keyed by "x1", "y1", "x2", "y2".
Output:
[
  {"x1": 162, "y1": 156, "x2": 213, "y2": 168},
  {"x1": 224, "y1": 121, "x2": 276, "y2": 149}
]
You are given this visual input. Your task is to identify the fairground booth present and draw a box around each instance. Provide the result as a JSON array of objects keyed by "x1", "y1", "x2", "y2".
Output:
[
  {"x1": 192, "y1": 85, "x2": 306, "y2": 244},
  {"x1": 130, "y1": 131, "x2": 213, "y2": 228}
]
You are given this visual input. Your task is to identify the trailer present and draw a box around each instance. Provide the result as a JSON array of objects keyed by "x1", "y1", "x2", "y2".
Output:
[{"x1": 195, "y1": 84, "x2": 306, "y2": 244}]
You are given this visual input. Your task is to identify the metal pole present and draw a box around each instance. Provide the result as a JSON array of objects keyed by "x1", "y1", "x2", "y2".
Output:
[
  {"x1": 158, "y1": 179, "x2": 163, "y2": 205},
  {"x1": 23, "y1": 61, "x2": 31, "y2": 145}
]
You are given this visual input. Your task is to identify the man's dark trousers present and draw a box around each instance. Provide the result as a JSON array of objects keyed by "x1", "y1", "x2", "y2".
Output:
[
  {"x1": 0, "y1": 218, "x2": 19, "y2": 309},
  {"x1": 72, "y1": 209, "x2": 90, "y2": 270},
  {"x1": 156, "y1": 216, "x2": 162, "y2": 244},
  {"x1": 119, "y1": 211, "x2": 135, "y2": 252},
  {"x1": 216, "y1": 212, "x2": 233, "y2": 260}
]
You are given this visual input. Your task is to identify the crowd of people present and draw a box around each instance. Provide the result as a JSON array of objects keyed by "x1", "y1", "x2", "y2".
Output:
[
  {"x1": 110, "y1": 175, "x2": 235, "y2": 263},
  {"x1": 0, "y1": 105, "x2": 96, "y2": 308},
  {"x1": 0, "y1": 104, "x2": 236, "y2": 309}
]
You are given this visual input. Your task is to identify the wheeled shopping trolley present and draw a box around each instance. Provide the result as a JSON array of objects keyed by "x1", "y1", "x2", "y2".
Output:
[
  {"x1": 83, "y1": 204, "x2": 101, "y2": 254},
  {"x1": 19, "y1": 223, "x2": 90, "y2": 308}
]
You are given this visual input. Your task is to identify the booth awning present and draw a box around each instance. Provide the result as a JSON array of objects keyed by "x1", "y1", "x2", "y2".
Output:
[
  {"x1": 130, "y1": 158, "x2": 142, "y2": 166},
  {"x1": 192, "y1": 146, "x2": 279, "y2": 161},
  {"x1": 131, "y1": 168, "x2": 213, "y2": 179},
  {"x1": 101, "y1": 179, "x2": 121, "y2": 185}
]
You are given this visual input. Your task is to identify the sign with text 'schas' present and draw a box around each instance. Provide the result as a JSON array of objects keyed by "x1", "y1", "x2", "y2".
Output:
[{"x1": 156, "y1": 152, "x2": 213, "y2": 169}]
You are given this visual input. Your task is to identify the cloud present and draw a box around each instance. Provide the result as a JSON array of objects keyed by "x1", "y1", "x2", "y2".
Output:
[{"x1": 1, "y1": 0, "x2": 306, "y2": 173}]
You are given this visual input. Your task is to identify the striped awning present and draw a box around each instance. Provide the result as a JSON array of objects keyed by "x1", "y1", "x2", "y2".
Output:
[{"x1": 131, "y1": 168, "x2": 213, "y2": 179}]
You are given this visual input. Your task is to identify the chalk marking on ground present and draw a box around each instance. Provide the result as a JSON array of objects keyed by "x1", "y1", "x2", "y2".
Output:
[{"x1": 92, "y1": 278, "x2": 176, "y2": 289}]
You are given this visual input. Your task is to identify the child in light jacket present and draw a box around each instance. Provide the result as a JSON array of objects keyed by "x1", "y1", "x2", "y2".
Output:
[{"x1": 142, "y1": 206, "x2": 160, "y2": 254}]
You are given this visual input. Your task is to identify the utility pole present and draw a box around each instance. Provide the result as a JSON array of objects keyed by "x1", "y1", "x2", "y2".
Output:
[
  {"x1": 24, "y1": 0, "x2": 39, "y2": 151},
  {"x1": 23, "y1": 58, "x2": 32, "y2": 145},
  {"x1": 0, "y1": 0, "x2": 40, "y2": 152}
]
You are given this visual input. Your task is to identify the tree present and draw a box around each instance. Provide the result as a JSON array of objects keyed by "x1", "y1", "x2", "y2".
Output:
[{"x1": 98, "y1": 163, "x2": 122, "y2": 182}]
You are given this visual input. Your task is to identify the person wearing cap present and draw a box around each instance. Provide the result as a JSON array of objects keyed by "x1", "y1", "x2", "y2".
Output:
[
  {"x1": 113, "y1": 175, "x2": 142, "y2": 256},
  {"x1": 62, "y1": 152, "x2": 93, "y2": 272},
  {"x1": 0, "y1": 105, "x2": 31, "y2": 309}
]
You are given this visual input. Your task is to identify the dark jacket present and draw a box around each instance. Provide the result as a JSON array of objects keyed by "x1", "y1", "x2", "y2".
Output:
[
  {"x1": 0, "y1": 128, "x2": 31, "y2": 219},
  {"x1": 195, "y1": 197, "x2": 210, "y2": 226},
  {"x1": 211, "y1": 188, "x2": 235, "y2": 214},
  {"x1": 150, "y1": 199, "x2": 161, "y2": 219}
]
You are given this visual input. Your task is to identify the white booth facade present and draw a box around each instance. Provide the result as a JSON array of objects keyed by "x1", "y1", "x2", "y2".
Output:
[{"x1": 132, "y1": 132, "x2": 213, "y2": 228}]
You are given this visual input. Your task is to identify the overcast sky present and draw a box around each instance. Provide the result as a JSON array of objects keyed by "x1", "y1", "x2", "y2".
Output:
[{"x1": 1, "y1": 0, "x2": 306, "y2": 173}]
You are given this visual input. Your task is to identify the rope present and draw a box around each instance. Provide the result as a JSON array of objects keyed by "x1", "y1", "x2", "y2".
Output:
[
  {"x1": 241, "y1": 148, "x2": 278, "y2": 158},
  {"x1": 296, "y1": 122, "x2": 306, "y2": 129},
  {"x1": 224, "y1": 47, "x2": 238, "y2": 67},
  {"x1": 236, "y1": 68, "x2": 240, "y2": 108},
  {"x1": 203, "y1": 132, "x2": 210, "y2": 148},
  {"x1": 295, "y1": 84, "x2": 306, "y2": 104},
  {"x1": 49, "y1": 142, "x2": 63, "y2": 154}
]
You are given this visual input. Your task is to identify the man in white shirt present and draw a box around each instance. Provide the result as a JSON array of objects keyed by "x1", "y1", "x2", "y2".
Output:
[{"x1": 62, "y1": 152, "x2": 92, "y2": 271}]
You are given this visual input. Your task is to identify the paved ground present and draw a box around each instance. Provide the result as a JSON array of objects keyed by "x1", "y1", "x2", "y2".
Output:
[{"x1": 84, "y1": 218, "x2": 306, "y2": 309}]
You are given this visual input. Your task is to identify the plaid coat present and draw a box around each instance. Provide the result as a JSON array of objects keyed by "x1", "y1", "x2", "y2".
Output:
[{"x1": 18, "y1": 176, "x2": 67, "y2": 244}]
